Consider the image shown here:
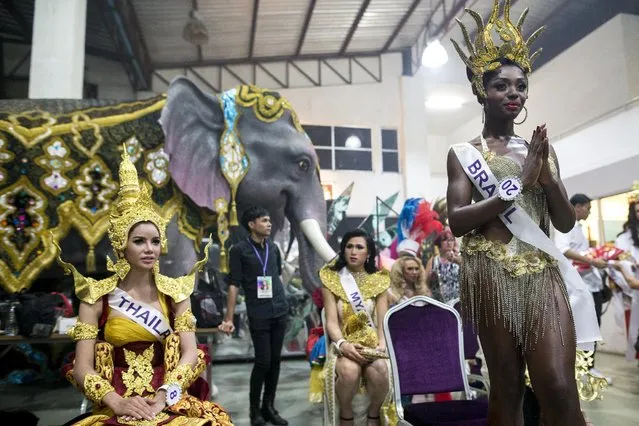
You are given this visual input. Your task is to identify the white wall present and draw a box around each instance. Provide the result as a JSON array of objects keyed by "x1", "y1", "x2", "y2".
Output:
[{"x1": 278, "y1": 53, "x2": 405, "y2": 217}]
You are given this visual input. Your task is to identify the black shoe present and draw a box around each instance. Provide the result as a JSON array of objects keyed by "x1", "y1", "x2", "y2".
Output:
[
  {"x1": 261, "y1": 404, "x2": 288, "y2": 425},
  {"x1": 250, "y1": 407, "x2": 267, "y2": 426},
  {"x1": 250, "y1": 412, "x2": 267, "y2": 426}
]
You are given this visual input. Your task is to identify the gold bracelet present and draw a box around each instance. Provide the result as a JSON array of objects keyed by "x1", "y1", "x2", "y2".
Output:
[
  {"x1": 174, "y1": 308, "x2": 197, "y2": 333},
  {"x1": 163, "y1": 363, "x2": 196, "y2": 391},
  {"x1": 68, "y1": 321, "x2": 99, "y2": 341},
  {"x1": 83, "y1": 374, "x2": 115, "y2": 403}
]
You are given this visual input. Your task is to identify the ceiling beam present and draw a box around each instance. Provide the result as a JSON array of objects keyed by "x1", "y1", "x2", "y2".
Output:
[
  {"x1": 382, "y1": 0, "x2": 422, "y2": 52},
  {"x1": 430, "y1": 0, "x2": 467, "y2": 40},
  {"x1": 248, "y1": 0, "x2": 260, "y2": 57},
  {"x1": 296, "y1": 0, "x2": 317, "y2": 56},
  {"x1": 153, "y1": 49, "x2": 400, "y2": 70},
  {"x1": 191, "y1": 0, "x2": 203, "y2": 62},
  {"x1": 125, "y1": 0, "x2": 153, "y2": 78},
  {"x1": 340, "y1": 0, "x2": 372, "y2": 54},
  {"x1": 98, "y1": 0, "x2": 151, "y2": 91},
  {"x1": 0, "y1": 0, "x2": 31, "y2": 40}
]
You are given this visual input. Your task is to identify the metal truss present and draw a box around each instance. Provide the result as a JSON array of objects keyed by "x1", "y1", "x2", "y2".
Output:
[{"x1": 153, "y1": 54, "x2": 384, "y2": 93}]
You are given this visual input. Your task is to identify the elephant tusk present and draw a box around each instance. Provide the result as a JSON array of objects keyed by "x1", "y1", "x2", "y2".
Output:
[{"x1": 300, "y1": 219, "x2": 337, "y2": 262}]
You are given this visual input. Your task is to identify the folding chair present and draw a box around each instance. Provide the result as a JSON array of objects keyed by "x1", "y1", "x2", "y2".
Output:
[{"x1": 384, "y1": 296, "x2": 488, "y2": 425}]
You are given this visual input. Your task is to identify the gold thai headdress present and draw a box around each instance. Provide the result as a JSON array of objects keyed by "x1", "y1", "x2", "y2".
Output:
[
  {"x1": 451, "y1": 0, "x2": 545, "y2": 99},
  {"x1": 53, "y1": 146, "x2": 210, "y2": 304},
  {"x1": 108, "y1": 145, "x2": 168, "y2": 255}
]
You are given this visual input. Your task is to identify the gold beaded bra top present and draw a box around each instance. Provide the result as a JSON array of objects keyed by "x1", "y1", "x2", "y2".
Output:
[{"x1": 472, "y1": 135, "x2": 557, "y2": 251}]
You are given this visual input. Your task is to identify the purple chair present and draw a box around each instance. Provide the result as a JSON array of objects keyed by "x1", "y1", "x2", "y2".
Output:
[
  {"x1": 451, "y1": 299, "x2": 490, "y2": 395},
  {"x1": 384, "y1": 296, "x2": 488, "y2": 425}
]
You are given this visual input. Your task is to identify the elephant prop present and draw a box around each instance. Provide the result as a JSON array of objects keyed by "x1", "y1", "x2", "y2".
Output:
[{"x1": 0, "y1": 76, "x2": 336, "y2": 296}]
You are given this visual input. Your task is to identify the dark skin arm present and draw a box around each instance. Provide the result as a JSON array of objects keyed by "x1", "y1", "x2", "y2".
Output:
[
  {"x1": 446, "y1": 147, "x2": 513, "y2": 238},
  {"x1": 448, "y1": 126, "x2": 570, "y2": 237},
  {"x1": 537, "y1": 143, "x2": 575, "y2": 233}
]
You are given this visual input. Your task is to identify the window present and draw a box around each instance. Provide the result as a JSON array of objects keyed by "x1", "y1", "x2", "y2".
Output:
[
  {"x1": 381, "y1": 129, "x2": 399, "y2": 173},
  {"x1": 333, "y1": 126, "x2": 372, "y2": 171},
  {"x1": 303, "y1": 125, "x2": 373, "y2": 171},
  {"x1": 304, "y1": 125, "x2": 333, "y2": 170}
]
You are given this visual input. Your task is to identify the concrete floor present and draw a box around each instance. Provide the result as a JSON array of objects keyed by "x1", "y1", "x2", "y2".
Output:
[{"x1": 0, "y1": 352, "x2": 636, "y2": 425}]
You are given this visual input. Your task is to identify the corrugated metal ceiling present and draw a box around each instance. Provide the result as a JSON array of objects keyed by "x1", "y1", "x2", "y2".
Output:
[{"x1": 1, "y1": 0, "x2": 638, "y2": 83}]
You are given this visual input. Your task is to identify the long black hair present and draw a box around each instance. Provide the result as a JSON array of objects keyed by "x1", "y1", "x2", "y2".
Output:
[
  {"x1": 331, "y1": 229, "x2": 378, "y2": 274},
  {"x1": 629, "y1": 201, "x2": 639, "y2": 248}
]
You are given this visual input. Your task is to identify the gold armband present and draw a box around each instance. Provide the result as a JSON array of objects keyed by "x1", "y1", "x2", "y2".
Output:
[
  {"x1": 68, "y1": 321, "x2": 99, "y2": 341},
  {"x1": 83, "y1": 373, "x2": 115, "y2": 404},
  {"x1": 174, "y1": 308, "x2": 197, "y2": 333},
  {"x1": 163, "y1": 363, "x2": 196, "y2": 391}
]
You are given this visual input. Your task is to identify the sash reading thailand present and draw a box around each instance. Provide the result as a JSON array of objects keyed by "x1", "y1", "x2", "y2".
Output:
[
  {"x1": 109, "y1": 287, "x2": 173, "y2": 341},
  {"x1": 339, "y1": 267, "x2": 375, "y2": 329},
  {"x1": 452, "y1": 142, "x2": 601, "y2": 350}
]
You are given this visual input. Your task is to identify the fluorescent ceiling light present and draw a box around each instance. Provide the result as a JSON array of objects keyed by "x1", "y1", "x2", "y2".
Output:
[
  {"x1": 421, "y1": 40, "x2": 448, "y2": 68},
  {"x1": 425, "y1": 95, "x2": 464, "y2": 111},
  {"x1": 345, "y1": 135, "x2": 362, "y2": 149}
]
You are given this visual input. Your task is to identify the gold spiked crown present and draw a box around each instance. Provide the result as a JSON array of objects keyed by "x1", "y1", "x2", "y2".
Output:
[
  {"x1": 451, "y1": 0, "x2": 545, "y2": 99},
  {"x1": 108, "y1": 145, "x2": 168, "y2": 254}
]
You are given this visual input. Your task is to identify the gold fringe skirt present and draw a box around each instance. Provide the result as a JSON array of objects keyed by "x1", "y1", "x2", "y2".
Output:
[{"x1": 460, "y1": 234, "x2": 570, "y2": 351}]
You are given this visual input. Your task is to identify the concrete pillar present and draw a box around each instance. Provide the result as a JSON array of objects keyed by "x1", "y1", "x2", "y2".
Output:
[{"x1": 28, "y1": 0, "x2": 87, "y2": 99}]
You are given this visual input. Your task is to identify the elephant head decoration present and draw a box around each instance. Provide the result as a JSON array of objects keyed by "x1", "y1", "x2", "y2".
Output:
[{"x1": 0, "y1": 76, "x2": 335, "y2": 294}]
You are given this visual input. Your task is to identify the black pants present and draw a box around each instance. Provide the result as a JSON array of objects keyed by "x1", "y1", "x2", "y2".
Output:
[
  {"x1": 591, "y1": 290, "x2": 604, "y2": 368},
  {"x1": 248, "y1": 314, "x2": 288, "y2": 409}
]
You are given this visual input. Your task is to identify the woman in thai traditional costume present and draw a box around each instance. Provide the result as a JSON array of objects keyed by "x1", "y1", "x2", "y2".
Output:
[
  {"x1": 320, "y1": 229, "x2": 396, "y2": 426},
  {"x1": 387, "y1": 255, "x2": 430, "y2": 306},
  {"x1": 54, "y1": 149, "x2": 233, "y2": 426},
  {"x1": 424, "y1": 227, "x2": 461, "y2": 304},
  {"x1": 446, "y1": 1, "x2": 602, "y2": 424}
]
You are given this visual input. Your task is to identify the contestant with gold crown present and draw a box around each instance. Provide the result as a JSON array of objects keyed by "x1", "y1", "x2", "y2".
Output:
[
  {"x1": 53, "y1": 147, "x2": 232, "y2": 425},
  {"x1": 319, "y1": 229, "x2": 396, "y2": 426},
  {"x1": 447, "y1": 0, "x2": 604, "y2": 424}
]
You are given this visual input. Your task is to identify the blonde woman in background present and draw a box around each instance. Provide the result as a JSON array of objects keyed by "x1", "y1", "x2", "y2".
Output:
[
  {"x1": 388, "y1": 255, "x2": 431, "y2": 306},
  {"x1": 425, "y1": 228, "x2": 462, "y2": 304}
]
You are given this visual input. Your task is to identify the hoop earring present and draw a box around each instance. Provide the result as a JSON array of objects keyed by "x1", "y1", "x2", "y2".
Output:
[{"x1": 514, "y1": 106, "x2": 528, "y2": 125}]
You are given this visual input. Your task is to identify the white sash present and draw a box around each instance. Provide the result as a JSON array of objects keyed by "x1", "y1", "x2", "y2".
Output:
[
  {"x1": 338, "y1": 267, "x2": 375, "y2": 328},
  {"x1": 108, "y1": 288, "x2": 173, "y2": 341},
  {"x1": 452, "y1": 143, "x2": 601, "y2": 350}
]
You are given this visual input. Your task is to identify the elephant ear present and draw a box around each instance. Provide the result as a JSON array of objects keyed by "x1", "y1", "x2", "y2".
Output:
[{"x1": 160, "y1": 76, "x2": 229, "y2": 209}]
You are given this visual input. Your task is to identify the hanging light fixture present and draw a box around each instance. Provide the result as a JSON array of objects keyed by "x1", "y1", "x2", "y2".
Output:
[
  {"x1": 183, "y1": 9, "x2": 209, "y2": 45},
  {"x1": 421, "y1": 39, "x2": 448, "y2": 68}
]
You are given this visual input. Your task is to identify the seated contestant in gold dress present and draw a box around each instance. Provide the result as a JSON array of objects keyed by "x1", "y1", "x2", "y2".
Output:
[
  {"x1": 321, "y1": 229, "x2": 396, "y2": 426},
  {"x1": 54, "y1": 149, "x2": 232, "y2": 425}
]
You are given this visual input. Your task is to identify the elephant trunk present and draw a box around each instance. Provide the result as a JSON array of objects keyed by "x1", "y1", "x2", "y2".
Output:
[{"x1": 286, "y1": 188, "x2": 336, "y2": 294}]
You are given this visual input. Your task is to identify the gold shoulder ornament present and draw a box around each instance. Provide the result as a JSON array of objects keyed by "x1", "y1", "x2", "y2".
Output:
[
  {"x1": 451, "y1": 0, "x2": 545, "y2": 99},
  {"x1": 319, "y1": 260, "x2": 390, "y2": 302}
]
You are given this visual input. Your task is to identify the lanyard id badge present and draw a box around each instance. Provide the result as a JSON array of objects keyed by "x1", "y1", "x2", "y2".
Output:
[
  {"x1": 257, "y1": 276, "x2": 273, "y2": 299},
  {"x1": 250, "y1": 238, "x2": 273, "y2": 299}
]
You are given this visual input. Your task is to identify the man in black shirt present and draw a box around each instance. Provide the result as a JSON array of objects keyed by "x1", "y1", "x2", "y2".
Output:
[{"x1": 220, "y1": 206, "x2": 289, "y2": 426}]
